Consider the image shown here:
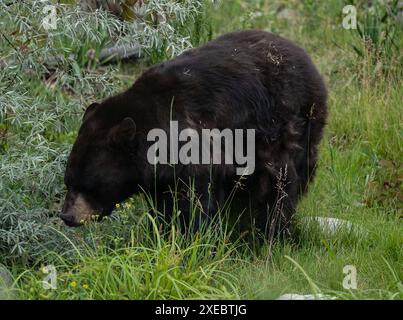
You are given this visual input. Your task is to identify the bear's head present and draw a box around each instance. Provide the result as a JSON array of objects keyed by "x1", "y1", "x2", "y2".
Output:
[{"x1": 60, "y1": 101, "x2": 139, "y2": 227}]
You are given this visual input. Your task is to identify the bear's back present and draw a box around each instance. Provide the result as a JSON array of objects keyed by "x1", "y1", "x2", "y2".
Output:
[{"x1": 133, "y1": 30, "x2": 326, "y2": 134}]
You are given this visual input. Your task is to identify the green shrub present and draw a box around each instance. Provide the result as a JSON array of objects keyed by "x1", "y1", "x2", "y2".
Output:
[{"x1": 0, "y1": 0, "x2": 208, "y2": 262}]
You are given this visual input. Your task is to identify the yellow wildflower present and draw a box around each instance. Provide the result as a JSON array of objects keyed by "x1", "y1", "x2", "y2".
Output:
[{"x1": 69, "y1": 281, "x2": 77, "y2": 288}]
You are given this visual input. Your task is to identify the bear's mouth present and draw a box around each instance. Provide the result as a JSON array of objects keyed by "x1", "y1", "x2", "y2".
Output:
[{"x1": 62, "y1": 218, "x2": 83, "y2": 227}]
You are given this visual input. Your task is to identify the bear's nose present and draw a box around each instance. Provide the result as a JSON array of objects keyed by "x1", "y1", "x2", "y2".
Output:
[{"x1": 59, "y1": 212, "x2": 80, "y2": 227}]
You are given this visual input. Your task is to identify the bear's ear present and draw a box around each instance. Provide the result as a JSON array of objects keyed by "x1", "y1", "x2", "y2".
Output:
[
  {"x1": 108, "y1": 117, "x2": 137, "y2": 147},
  {"x1": 83, "y1": 102, "x2": 100, "y2": 121}
]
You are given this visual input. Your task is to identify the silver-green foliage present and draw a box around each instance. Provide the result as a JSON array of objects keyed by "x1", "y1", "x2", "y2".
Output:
[{"x1": 0, "y1": 0, "x2": 205, "y2": 260}]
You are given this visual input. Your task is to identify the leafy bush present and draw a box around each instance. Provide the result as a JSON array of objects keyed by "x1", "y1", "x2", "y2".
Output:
[{"x1": 0, "y1": 0, "x2": 208, "y2": 262}]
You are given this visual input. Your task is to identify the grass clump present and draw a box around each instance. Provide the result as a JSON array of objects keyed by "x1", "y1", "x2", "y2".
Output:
[{"x1": 13, "y1": 211, "x2": 241, "y2": 300}]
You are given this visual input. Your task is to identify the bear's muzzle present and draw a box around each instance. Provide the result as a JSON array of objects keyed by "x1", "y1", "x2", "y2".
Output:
[{"x1": 60, "y1": 191, "x2": 96, "y2": 227}]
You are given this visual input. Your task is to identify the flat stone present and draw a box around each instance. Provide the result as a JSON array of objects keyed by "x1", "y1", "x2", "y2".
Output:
[
  {"x1": 302, "y1": 216, "x2": 366, "y2": 236},
  {"x1": 99, "y1": 45, "x2": 142, "y2": 63},
  {"x1": 277, "y1": 293, "x2": 336, "y2": 300}
]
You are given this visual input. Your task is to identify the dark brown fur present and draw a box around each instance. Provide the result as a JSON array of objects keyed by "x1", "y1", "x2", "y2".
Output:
[{"x1": 61, "y1": 30, "x2": 327, "y2": 238}]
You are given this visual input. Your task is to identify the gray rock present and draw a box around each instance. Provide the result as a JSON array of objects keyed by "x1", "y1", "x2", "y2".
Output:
[
  {"x1": 78, "y1": 0, "x2": 122, "y2": 17},
  {"x1": 302, "y1": 216, "x2": 367, "y2": 236},
  {"x1": 99, "y1": 45, "x2": 142, "y2": 63}
]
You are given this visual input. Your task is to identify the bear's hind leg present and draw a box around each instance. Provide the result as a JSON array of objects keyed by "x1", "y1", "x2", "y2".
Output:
[{"x1": 255, "y1": 164, "x2": 299, "y2": 242}]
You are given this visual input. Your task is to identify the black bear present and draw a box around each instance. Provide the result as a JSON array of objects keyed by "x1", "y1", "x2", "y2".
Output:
[{"x1": 61, "y1": 30, "x2": 327, "y2": 239}]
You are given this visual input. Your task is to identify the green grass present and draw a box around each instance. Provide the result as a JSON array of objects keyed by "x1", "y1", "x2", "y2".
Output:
[
  {"x1": 1, "y1": 0, "x2": 402, "y2": 300},
  {"x1": 12, "y1": 220, "x2": 240, "y2": 299}
]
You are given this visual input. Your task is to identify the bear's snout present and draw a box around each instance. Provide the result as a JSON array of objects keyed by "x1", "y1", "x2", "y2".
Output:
[
  {"x1": 60, "y1": 191, "x2": 96, "y2": 227},
  {"x1": 59, "y1": 212, "x2": 82, "y2": 227}
]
